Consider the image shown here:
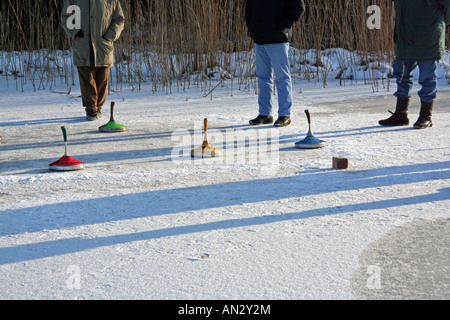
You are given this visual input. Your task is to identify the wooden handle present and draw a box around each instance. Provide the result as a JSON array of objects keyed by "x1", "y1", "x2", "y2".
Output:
[{"x1": 203, "y1": 118, "x2": 208, "y2": 142}]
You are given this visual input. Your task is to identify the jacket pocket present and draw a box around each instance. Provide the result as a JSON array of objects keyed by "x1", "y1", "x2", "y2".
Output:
[
  {"x1": 413, "y1": 24, "x2": 440, "y2": 46},
  {"x1": 95, "y1": 37, "x2": 115, "y2": 66},
  {"x1": 72, "y1": 36, "x2": 90, "y2": 66},
  {"x1": 98, "y1": 37, "x2": 114, "y2": 55},
  {"x1": 277, "y1": 19, "x2": 291, "y2": 42}
]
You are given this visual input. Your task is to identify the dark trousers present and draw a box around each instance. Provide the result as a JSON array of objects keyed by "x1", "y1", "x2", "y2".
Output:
[{"x1": 77, "y1": 66, "x2": 110, "y2": 113}]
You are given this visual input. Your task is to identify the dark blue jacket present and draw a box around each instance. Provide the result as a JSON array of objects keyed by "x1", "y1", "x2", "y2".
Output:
[{"x1": 245, "y1": 0, "x2": 305, "y2": 45}]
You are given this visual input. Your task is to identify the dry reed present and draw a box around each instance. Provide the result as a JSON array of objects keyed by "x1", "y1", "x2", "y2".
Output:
[{"x1": 1, "y1": 0, "x2": 448, "y2": 93}]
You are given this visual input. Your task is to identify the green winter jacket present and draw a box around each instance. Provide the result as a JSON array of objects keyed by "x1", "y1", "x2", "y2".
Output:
[
  {"x1": 393, "y1": 0, "x2": 450, "y2": 61},
  {"x1": 61, "y1": 0, "x2": 125, "y2": 67}
]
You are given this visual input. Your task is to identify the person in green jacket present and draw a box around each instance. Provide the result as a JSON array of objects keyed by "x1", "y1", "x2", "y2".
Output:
[
  {"x1": 379, "y1": 0, "x2": 450, "y2": 129},
  {"x1": 61, "y1": 0, "x2": 125, "y2": 121}
]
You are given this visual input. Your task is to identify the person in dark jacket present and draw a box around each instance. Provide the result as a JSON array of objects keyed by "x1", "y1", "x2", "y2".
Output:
[
  {"x1": 245, "y1": 0, "x2": 305, "y2": 127},
  {"x1": 379, "y1": 0, "x2": 450, "y2": 129}
]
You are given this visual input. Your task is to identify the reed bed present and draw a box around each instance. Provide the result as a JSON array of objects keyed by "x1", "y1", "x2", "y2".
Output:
[{"x1": 1, "y1": 0, "x2": 448, "y2": 93}]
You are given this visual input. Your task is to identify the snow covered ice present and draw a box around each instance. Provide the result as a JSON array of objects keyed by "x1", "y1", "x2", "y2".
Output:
[{"x1": 0, "y1": 62, "x2": 449, "y2": 300}]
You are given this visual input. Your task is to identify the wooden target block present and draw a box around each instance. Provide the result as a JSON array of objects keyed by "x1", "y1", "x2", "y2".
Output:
[{"x1": 333, "y1": 157, "x2": 348, "y2": 170}]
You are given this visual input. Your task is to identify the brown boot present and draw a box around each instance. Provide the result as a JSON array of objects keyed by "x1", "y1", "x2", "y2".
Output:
[
  {"x1": 413, "y1": 100, "x2": 433, "y2": 129},
  {"x1": 379, "y1": 97, "x2": 410, "y2": 126}
]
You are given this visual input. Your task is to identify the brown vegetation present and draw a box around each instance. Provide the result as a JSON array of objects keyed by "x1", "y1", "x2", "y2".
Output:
[{"x1": 0, "y1": 1, "x2": 447, "y2": 92}]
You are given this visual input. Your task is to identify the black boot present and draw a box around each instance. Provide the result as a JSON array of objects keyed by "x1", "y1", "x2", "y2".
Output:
[
  {"x1": 413, "y1": 100, "x2": 433, "y2": 129},
  {"x1": 379, "y1": 97, "x2": 410, "y2": 126}
]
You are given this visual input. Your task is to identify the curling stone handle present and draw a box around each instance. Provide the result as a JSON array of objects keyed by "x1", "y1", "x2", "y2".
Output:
[
  {"x1": 203, "y1": 118, "x2": 209, "y2": 142},
  {"x1": 110, "y1": 101, "x2": 115, "y2": 121},
  {"x1": 305, "y1": 109, "x2": 311, "y2": 125},
  {"x1": 61, "y1": 126, "x2": 69, "y2": 156},
  {"x1": 61, "y1": 126, "x2": 67, "y2": 142},
  {"x1": 305, "y1": 109, "x2": 314, "y2": 137}
]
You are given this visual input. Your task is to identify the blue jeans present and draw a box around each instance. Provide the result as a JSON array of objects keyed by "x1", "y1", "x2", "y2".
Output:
[
  {"x1": 255, "y1": 43, "x2": 293, "y2": 117},
  {"x1": 393, "y1": 60, "x2": 438, "y2": 102}
]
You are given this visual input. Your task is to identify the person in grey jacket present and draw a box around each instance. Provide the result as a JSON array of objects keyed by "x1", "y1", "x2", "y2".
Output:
[{"x1": 62, "y1": 0, "x2": 125, "y2": 121}]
